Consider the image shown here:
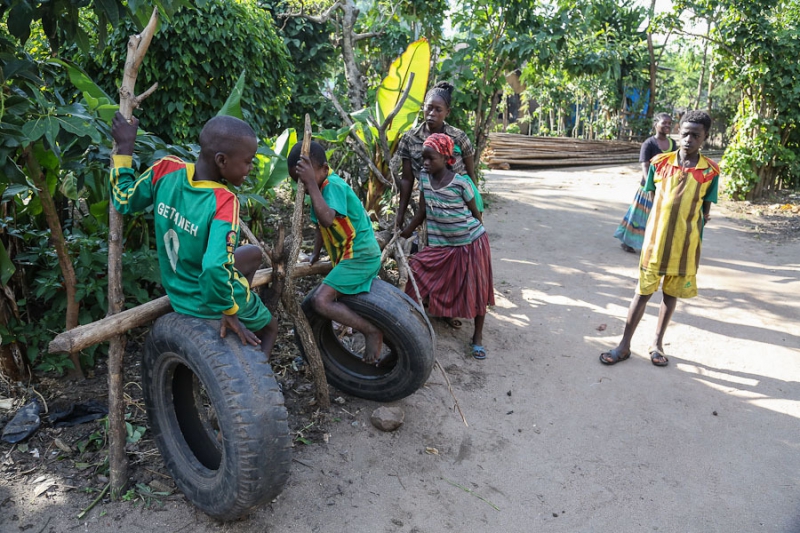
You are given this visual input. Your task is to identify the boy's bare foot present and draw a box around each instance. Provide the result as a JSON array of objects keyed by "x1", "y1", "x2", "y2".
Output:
[
  {"x1": 649, "y1": 347, "x2": 669, "y2": 366},
  {"x1": 363, "y1": 330, "x2": 384, "y2": 365}
]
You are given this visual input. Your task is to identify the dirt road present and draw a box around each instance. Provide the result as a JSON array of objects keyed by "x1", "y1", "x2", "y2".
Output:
[{"x1": 5, "y1": 163, "x2": 800, "y2": 532}]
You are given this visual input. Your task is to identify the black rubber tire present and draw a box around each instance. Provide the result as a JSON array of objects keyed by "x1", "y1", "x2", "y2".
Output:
[
  {"x1": 142, "y1": 313, "x2": 291, "y2": 521},
  {"x1": 301, "y1": 278, "x2": 435, "y2": 402}
]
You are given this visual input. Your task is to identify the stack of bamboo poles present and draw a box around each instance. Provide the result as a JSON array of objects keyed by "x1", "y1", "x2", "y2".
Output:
[{"x1": 485, "y1": 133, "x2": 643, "y2": 169}]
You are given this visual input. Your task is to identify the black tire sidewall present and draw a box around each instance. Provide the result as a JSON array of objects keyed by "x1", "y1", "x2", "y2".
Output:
[
  {"x1": 303, "y1": 279, "x2": 434, "y2": 402},
  {"x1": 143, "y1": 313, "x2": 290, "y2": 520}
]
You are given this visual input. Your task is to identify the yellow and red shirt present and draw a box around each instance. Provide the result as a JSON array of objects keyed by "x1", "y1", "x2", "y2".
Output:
[
  {"x1": 640, "y1": 152, "x2": 720, "y2": 276},
  {"x1": 308, "y1": 172, "x2": 380, "y2": 266}
]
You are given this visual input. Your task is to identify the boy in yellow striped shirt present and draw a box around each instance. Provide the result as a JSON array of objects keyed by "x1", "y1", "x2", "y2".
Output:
[
  {"x1": 288, "y1": 142, "x2": 384, "y2": 365},
  {"x1": 600, "y1": 110, "x2": 719, "y2": 367}
]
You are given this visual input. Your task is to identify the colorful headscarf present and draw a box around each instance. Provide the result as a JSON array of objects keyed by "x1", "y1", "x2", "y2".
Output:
[{"x1": 423, "y1": 133, "x2": 456, "y2": 166}]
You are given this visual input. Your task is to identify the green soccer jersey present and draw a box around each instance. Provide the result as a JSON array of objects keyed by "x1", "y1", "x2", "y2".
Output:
[{"x1": 110, "y1": 155, "x2": 251, "y2": 319}]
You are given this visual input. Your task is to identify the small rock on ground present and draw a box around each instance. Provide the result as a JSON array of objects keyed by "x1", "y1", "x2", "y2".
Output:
[{"x1": 370, "y1": 406, "x2": 404, "y2": 432}]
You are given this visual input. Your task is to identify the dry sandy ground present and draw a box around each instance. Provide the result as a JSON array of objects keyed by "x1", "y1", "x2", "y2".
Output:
[{"x1": 3, "y1": 163, "x2": 799, "y2": 532}]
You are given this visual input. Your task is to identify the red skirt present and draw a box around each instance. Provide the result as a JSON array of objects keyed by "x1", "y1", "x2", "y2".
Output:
[{"x1": 405, "y1": 233, "x2": 494, "y2": 319}]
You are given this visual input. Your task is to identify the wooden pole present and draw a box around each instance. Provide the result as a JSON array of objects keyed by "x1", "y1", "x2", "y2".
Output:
[
  {"x1": 48, "y1": 262, "x2": 332, "y2": 355},
  {"x1": 281, "y1": 115, "x2": 330, "y2": 409},
  {"x1": 108, "y1": 8, "x2": 159, "y2": 499}
]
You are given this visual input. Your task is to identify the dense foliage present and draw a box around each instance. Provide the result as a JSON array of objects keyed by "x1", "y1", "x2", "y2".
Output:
[
  {"x1": 674, "y1": 0, "x2": 800, "y2": 197},
  {"x1": 90, "y1": 0, "x2": 293, "y2": 143},
  {"x1": 264, "y1": 8, "x2": 339, "y2": 130}
]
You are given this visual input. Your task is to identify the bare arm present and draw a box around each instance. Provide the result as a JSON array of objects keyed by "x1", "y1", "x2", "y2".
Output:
[
  {"x1": 400, "y1": 191, "x2": 426, "y2": 238},
  {"x1": 467, "y1": 196, "x2": 482, "y2": 224},
  {"x1": 305, "y1": 183, "x2": 336, "y2": 228},
  {"x1": 310, "y1": 227, "x2": 323, "y2": 264},
  {"x1": 295, "y1": 155, "x2": 336, "y2": 227},
  {"x1": 641, "y1": 162, "x2": 650, "y2": 182},
  {"x1": 220, "y1": 314, "x2": 261, "y2": 346},
  {"x1": 464, "y1": 154, "x2": 477, "y2": 184},
  {"x1": 397, "y1": 157, "x2": 414, "y2": 228},
  {"x1": 702, "y1": 200, "x2": 712, "y2": 223}
]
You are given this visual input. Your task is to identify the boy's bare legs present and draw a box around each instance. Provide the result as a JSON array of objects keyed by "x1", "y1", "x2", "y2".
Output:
[
  {"x1": 234, "y1": 245, "x2": 262, "y2": 285},
  {"x1": 600, "y1": 292, "x2": 653, "y2": 363},
  {"x1": 311, "y1": 284, "x2": 384, "y2": 365},
  {"x1": 234, "y1": 245, "x2": 277, "y2": 358},
  {"x1": 649, "y1": 294, "x2": 677, "y2": 365},
  {"x1": 256, "y1": 319, "x2": 279, "y2": 359}
]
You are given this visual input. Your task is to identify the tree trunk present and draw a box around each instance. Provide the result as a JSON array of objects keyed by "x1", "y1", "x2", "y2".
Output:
[
  {"x1": 706, "y1": 57, "x2": 715, "y2": 117},
  {"x1": 340, "y1": 0, "x2": 365, "y2": 109},
  {"x1": 0, "y1": 284, "x2": 31, "y2": 382},
  {"x1": 645, "y1": 0, "x2": 657, "y2": 120},
  {"x1": 282, "y1": 116, "x2": 330, "y2": 409},
  {"x1": 474, "y1": 90, "x2": 502, "y2": 165},
  {"x1": 502, "y1": 96, "x2": 508, "y2": 132},
  {"x1": 108, "y1": 8, "x2": 159, "y2": 500},
  {"x1": 693, "y1": 19, "x2": 711, "y2": 109},
  {"x1": 48, "y1": 262, "x2": 332, "y2": 355},
  {"x1": 23, "y1": 146, "x2": 82, "y2": 379}
]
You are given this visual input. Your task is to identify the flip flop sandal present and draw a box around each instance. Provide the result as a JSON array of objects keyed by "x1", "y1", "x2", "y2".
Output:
[
  {"x1": 649, "y1": 348, "x2": 669, "y2": 367},
  {"x1": 599, "y1": 349, "x2": 631, "y2": 365},
  {"x1": 470, "y1": 344, "x2": 487, "y2": 360}
]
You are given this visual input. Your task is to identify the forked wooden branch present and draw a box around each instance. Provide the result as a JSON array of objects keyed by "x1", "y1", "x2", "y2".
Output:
[
  {"x1": 374, "y1": 72, "x2": 415, "y2": 189},
  {"x1": 326, "y1": 90, "x2": 391, "y2": 186},
  {"x1": 281, "y1": 115, "x2": 331, "y2": 409},
  {"x1": 108, "y1": 7, "x2": 159, "y2": 499}
]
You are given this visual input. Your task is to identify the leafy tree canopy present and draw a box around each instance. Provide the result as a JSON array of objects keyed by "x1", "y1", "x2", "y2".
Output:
[
  {"x1": 669, "y1": 0, "x2": 800, "y2": 196},
  {"x1": 89, "y1": 0, "x2": 294, "y2": 143}
]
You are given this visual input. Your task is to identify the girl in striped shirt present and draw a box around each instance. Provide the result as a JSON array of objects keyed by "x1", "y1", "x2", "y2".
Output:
[{"x1": 400, "y1": 134, "x2": 495, "y2": 360}]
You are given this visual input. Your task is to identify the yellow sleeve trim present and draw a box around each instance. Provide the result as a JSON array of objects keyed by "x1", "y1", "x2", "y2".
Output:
[
  {"x1": 222, "y1": 304, "x2": 239, "y2": 316},
  {"x1": 112, "y1": 155, "x2": 133, "y2": 168}
]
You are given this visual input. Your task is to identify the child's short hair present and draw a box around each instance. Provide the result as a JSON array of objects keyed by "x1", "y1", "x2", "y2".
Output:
[
  {"x1": 288, "y1": 140, "x2": 327, "y2": 169},
  {"x1": 680, "y1": 110, "x2": 712, "y2": 135},
  {"x1": 199, "y1": 116, "x2": 256, "y2": 154}
]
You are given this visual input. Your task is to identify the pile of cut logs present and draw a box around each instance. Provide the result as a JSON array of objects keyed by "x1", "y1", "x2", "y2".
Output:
[{"x1": 484, "y1": 133, "x2": 642, "y2": 169}]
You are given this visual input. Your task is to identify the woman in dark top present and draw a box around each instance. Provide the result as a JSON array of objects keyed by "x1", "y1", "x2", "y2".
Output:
[{"x1": 614, "y1": 113, "x2": 675, "y2": 253}]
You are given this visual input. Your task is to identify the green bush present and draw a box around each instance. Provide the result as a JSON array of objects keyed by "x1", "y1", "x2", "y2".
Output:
[
  {"x1": 89, "y1": 0, "x2": 293, "y2": 143},
  {"x1": 2, "y1": 224, "x2": 160, "y2": 373}
]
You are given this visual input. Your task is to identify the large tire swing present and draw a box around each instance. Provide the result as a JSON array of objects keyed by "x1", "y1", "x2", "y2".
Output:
[
  {"x1": 301, "y1": 279, "x2": 435, "y2": 402},
  {"x1": 142, "y1": 313, "x2": 291, "y2": 521}
]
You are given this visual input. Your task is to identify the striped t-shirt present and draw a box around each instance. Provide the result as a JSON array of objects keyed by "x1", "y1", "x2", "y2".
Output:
[{"x1": 420, "y1": 172, "x2": 485, "y2": 247}]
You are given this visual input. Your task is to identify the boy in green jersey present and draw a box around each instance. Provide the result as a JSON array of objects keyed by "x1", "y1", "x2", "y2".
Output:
[
  {"x1": 110, "y1": 112, "x2": 278, "y2": 357},
  {"x1": 288, "y1": 141, "x2": 383, "y2": 365}
]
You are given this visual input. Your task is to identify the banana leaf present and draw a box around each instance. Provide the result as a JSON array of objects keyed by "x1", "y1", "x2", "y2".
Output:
[
  {"x1": 375, "y1": 38, "x2": 430, "y2": 143},
  {"x1": 49, "y1": 59, "x2": 118, "y2": 122},
  {"x1": 217, "y1": 70, "x2": 245, "y2": 120}
]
